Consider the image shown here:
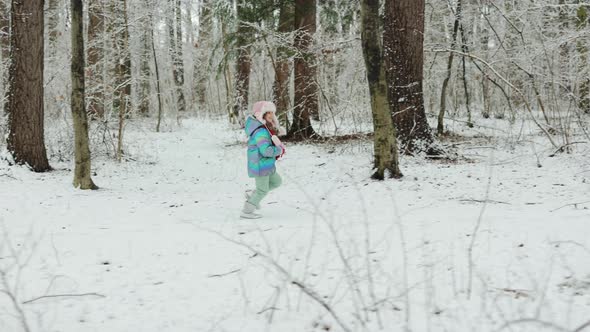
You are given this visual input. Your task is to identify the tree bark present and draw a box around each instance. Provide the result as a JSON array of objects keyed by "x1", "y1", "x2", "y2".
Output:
[
  {"x1": 47, "y1": 0, "x2": 60, "y2": 58},
  {"x1": 0, "y1": 0, "x2": 9, "y2": 108},
  {"x1": 113, "y1": 0, "x2": 131, "y2": 161},
  {"x1": 138, "y1": 1, "x2": 151, "y2": 116},
  {"x1": 289, "y1": 0, "x2": 319, "y2": 139},
  {"x1": 87, "y1": 0, "x2": 105, "y2": 118},
  {"x1": 168, "y1": 0, "x2": 186, "y2": 114},
  {"x1": 273, "y1": 0, "x2": 294, "y2": 131},
  {"x1": 6, "y1": 0, "x2": 51, "y2": 172},
  {"x1": 360, "y1": 0, "x2": 402, "y2": 179},
  {"x1": 384, "y1": 0, "x2": 437, "y2": 154},
  {"x1": 577, "y1": 3, "x2": 589, "y2": 113},
  {"x1": 233, "y1": 0, "x2": 253, "y2": 127},
  {"x1": 70, "y1": 0, "x2": 98, "y2": 189},
  {"x1": 195, "y1": 0, "x2": 212, "y2": 106},
  {"x1": 437, "y1": 0, "x2": 462, "y2": 135},
  {"x1": 0, "y1": 0, "x2": 8, "y2": 61}
]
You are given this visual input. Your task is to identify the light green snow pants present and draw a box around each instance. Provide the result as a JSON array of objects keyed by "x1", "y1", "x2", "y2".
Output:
[{"x1": 248, "y1": 172, "x2": 282, "y2": 208}]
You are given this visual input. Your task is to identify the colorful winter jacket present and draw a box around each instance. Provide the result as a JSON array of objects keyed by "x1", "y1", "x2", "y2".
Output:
[{"x1": 245, "y1": 116, "x2": 282, "y2": 177}]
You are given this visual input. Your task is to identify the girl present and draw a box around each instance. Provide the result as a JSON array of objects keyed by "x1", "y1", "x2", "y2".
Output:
[{"x1": 241, "y1": 101, "x2": 286, "y2": 219}]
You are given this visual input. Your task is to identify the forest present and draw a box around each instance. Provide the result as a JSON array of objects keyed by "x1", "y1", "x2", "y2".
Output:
[{"x1": 0, "y1": 0, "x2": 589, "y2": 331}]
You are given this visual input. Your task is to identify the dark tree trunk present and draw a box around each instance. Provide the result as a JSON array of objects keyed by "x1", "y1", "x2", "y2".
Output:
[
  {"x1": 70, "y1": 0, "x2": 98, "y2": 189},
  {"x1": 273, "y1": 0, "x2": 294, "y2": 131},
  {"x1": 289, "y1": 0, "x2": 319, "y2": 139},
  {"x1": 360, "y1": 0, "x2": 402, "y2": 179},
  {"x1": 384, "y1": 0, "x2": 437, "y2": 154},
  {"x1": 6, "y1": 0, "x2": 51, "y2": 172},
  {"x1": 87, "y1": 0, "x2": 105, "y2": 118}
]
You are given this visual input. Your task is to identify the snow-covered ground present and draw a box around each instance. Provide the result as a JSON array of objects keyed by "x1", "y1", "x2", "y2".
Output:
[{"x1": 1, "y1": 118, "x2": 589, "y2": 332}]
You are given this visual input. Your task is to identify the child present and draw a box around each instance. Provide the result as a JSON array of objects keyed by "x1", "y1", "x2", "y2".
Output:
[{"x1": 241, "y1": 101, "x2": 286, "y2": 219}]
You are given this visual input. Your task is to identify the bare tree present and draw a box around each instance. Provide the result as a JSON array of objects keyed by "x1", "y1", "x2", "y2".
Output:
[
  {"x1": 194, "y1": 0, "x2": 212, "y2": 107},
  {"x1": 168, "y1": 0, "x2": 186, "y2": 114},
  {"x1": 70, "y1": 0, "x2": 98, "y2": 189},
  {"x1": 273, "y1": 0, "x2": 294, "y2": 130},
  {"x1": 360, "y1": 0, "x2": 402, "y2": 179},
  {"x1": 87, "y1": 0, "x2": 105, "y2": 118},
  {"x1": 384, "y1": 0, "x2": 437, "y2": 155},
  {"x1": 5, "y1": 0, "x2": 51, "y2": 172},
  {"x1": 289, "y1": 0, "x2": 319, "y2": 139},
  {"x1": 233, "y1": 0, "x2": 254, "y2": 126}
]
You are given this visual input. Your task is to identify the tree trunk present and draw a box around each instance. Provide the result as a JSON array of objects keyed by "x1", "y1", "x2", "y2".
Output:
[
  {"x1": 273, "y1": 0, "x2": 294, "y2": 131},
  {"x1": 138, "y1": 3, "x2": 151, "y2": 116},
  {"x1": 47, "y1": 0, "x2": 60, "y2": 58},
  {"x1": 195, "y1": 0, "x2": 212, "y2": 106},
  {"x1": 437, "y1": 0, "x2": 462, "y2": 136},
  {"x1": 289, "y1": 0, "x2": 319, "y2": 139},
  {"x1": 0, "y1": 0, "x2": 10, "y2": 109},
  {"x1": 70, "y1": 0, "x2": 98, "y2": 189},
  {"x1": 168, "y1": 0, "x2": 186, "y2": 114},
  {"x1": 384, "y1": 0, "x2": 437, "y2": 154},
  {"x1": 87, "y1": 0, "x2": 105, "y2": 118},
  {"x1": 0, "y1": 0, "x2": 8, "y2": 61},
  {"x1": 577, "y1": 3, "x2": 589, "y2": 113},
  {"x1": 113, "y1": 0, "x2": 131, "y2": 161},
  {"x1": 360, "y1": 0, "x2": 402, "y2": 179},
  {"x1": 233, "y1": 0, "x2": 252, "y2": 127},
  {"x1": 6, "y1": 0, "x2": 51, "y2": 172}
]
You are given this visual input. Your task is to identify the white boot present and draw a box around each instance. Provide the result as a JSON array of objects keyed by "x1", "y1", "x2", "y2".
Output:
[
  {"x1": 240, "y1": 201, "x2": 261, "y2": 219},
  {"x1": 244, "y1": 190, "x2": 260, "y2": 210}
]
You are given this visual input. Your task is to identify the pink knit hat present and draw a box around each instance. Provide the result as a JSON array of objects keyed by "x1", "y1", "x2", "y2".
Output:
[
  {"x1": 252, "y1": 101, "x2": 276, "y2": 124},
  {"x1": 252, "y1": 101, "x2": 286, "y2": 136}
]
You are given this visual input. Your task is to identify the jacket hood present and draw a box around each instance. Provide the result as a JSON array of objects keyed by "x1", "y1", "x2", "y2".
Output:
[{"x1": 245, "y1": 116, "x2": 265, "y2": 137}]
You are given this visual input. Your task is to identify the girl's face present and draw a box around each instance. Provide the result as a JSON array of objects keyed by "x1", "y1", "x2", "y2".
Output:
[{"x1": 263, "y1": 112, "x2": 274, "y2": 123}]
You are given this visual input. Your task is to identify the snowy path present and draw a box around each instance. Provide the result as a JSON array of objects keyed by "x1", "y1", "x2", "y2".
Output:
[{"x1": 1, "y1": 119, "x2": 589, "y2": 332}]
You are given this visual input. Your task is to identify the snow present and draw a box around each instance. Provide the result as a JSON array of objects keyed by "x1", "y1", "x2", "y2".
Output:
[{"x1": 1, "y1": 118, "x2": 589, "y2": 332}]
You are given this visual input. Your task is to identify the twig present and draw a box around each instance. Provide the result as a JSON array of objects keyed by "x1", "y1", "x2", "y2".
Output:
[
  {"x1": 496, "y1": 318, "x2": 570, "y2": 332},
  {"x1": 22, "y1": 292, "x2": 106, "y2": 304},
  {"x1": 200, "y1": 227, "x2": 353, "y2": 332},
  {"x1": 459, "y1": 199, "x2": 510, "y2": 205},
  {"x1": 550, "y1": 201, "x2": 590, "y2": 212},
  {"x1": 207, "y1": 268, "x2": 241, "y2": 278}
]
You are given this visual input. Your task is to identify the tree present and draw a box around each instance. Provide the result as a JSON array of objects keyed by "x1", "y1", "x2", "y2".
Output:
[
  {"x1": 138, "y1": 1, "x2": 152, "y2": 116},
  {"x1": 70, "y1": 0, "x2": 98, "y2": 189},
  {"x1": 87, "y1": 0, "x2": 105, "y2": 118},
  {"x1": 360, "y1": 0, "x2": 402, "y2": 179},
  {"x1": 194, "y1": 0, "x2": 212, "y2": 107},
  {"x1": 5, "y1": 0, "x2": 50, "y2": 172},
  {"x1": 437, "y1": 0, "x2": 462, "y2": 135},
  {"x1": 47, "y1": 0, "x2": 60, "y2": 58},
  {"x1": 577, "y1": 2, "x2": 589, "y2": 113},
  {"x1": 384, "y1": 0, "x2": 437, "y2": 154},
  {"x1": 168, "y1": 0, "x2": 186, "y2": 114},
  {"x1": 289, "y1": 0, "x2": 319, "y2": 139},
  {"x1": 112, "y1": 0, "x2": 131, "y2": 161},
  {"x1": 273, "y1": 0, "x2": 294, "y2": 130},
  {"x1": 0, "y1": 0, "x2": 9, "y2": 105},
  {"x1": 233, "y1": 1, "x2": 253, "y2": 126}
]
